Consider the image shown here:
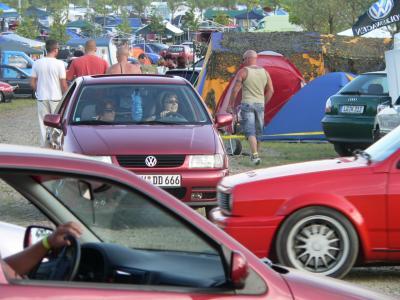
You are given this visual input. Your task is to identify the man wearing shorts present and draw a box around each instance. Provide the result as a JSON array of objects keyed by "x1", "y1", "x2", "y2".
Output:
[{"x1": 229, "y1": 50, "x2": 274, "y2": 165}]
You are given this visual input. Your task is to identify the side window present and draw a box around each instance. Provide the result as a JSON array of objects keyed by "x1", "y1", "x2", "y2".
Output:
[
  {"x1": 8, "y1": 55, "x2": 28, "y2": 69},
  {"x1": 2, "y1": 67, "x2": 18, "y2": 79},
  {"x1": 57, "y1": 82, "x2": 77, "y2": 115}
]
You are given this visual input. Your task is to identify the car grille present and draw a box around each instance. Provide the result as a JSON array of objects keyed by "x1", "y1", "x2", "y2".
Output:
[
  {"x1": 116, "y1": 155, "x2": 185, "y2": 168},
  {"x1": 217, "y1": 191, "x2": 231, "y2": 212},
  {"x1": 164, "y1": 187, "x2": 186, "y2": 199}
]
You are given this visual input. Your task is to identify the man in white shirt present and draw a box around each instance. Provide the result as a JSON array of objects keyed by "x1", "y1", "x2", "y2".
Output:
[{"x1": 31, "y1": 40, "x2": 68, "y2": 147}]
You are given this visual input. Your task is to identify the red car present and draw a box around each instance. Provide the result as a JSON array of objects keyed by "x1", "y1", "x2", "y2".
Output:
[
  {"x1": 44, "y1": 75, "x2": 231, "y2": 210},
  {"x1": 165, "y1": 45, "x2": 194, "y2": 63},
  {"x1": 0, "y1": 145, "x2": 391, "y2": 299},
  {"x1": 211, "y1": 125, "x2": 400, "y2": 278},
  {"x1": 0, "y1": 80, "x2": 14, "y2": 102}
]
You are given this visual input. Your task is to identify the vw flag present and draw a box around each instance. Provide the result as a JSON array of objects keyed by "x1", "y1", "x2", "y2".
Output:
[{"x1": 352, "y1": 0, "x2": 400, "y2": 36}]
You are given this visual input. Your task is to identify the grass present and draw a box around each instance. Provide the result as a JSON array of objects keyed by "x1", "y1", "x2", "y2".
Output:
[
  {"x1": 229, "y1": 140, "x2": 337, "y2": 174},
  {"x1": 0, "y1": 98, "x2": 35, "y2": 112}
]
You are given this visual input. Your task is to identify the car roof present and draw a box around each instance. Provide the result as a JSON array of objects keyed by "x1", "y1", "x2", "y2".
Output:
[{"x1": 80, "y1": 74, "x2": 188, "y2": 85}]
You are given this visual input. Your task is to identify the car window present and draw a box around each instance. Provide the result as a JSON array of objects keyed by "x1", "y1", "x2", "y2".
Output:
[
  {"x1": 169, "y1": 46, "x2": 184, "y2": 52},
  {"x1": 42, "y1": 177, "x2": 219, "y2": 255},
  {"x1": 72, "y1": 84, "x2": 210, "y2": 125},
  {"x1": 8, "y1": 55, "x2": 28, "y2": 69},
  {"x1": 1, "y1": 67, "x2": 19, "y2": 79},
  {"x1": 366, "y1": 124, "x2": 400, "y2": 161},
  {"x1": 340, "y1": 74, "x2": 388, "y2": 95}
]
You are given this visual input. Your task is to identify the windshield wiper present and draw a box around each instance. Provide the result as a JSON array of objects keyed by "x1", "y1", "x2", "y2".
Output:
[
  {"x1": 341, "y1": 91, "x2": 361, "y2": 95},
  {"x1": 72, "y1": 120, "x2": 113, "y2": 125},
  {"x1": 353, "y1": 149, "x2": 372, "y2": 164},
  {"x1": 138, "y1": 120, "x2": 182, "y2": 125}
]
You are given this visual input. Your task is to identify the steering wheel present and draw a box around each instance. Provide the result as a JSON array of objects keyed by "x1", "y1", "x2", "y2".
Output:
[
  {"x1": 159, "y1": 112, "x2": 187, "y2": 121},
  {"x1": 49, "y1": 235, "x2": 81, "y2": 281},
  {"x1": 30, "y1": 235, "x2": 81, "y2": 281}
]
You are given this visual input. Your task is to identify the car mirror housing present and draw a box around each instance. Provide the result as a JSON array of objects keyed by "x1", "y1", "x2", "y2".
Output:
[
  {"x1": 43, "y1": 114, "x2": 62, "y2": 129},
  {"x1": 230, "y1": 251, "x2": 249, "y2": 289},
  {"x1": 215, "y1": 113, "x2": 233, "y2": 128},
  {"x1": 23, "y1": 225, "x2": 54, "y2": 248}
]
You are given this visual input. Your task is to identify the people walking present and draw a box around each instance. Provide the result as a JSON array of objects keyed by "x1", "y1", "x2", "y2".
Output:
[
  {"x1": 229, "y1": 50, "x2": 274, "y2": 165},
  {"x1": 30, "y1": 39, "x2": 68, "y2": 147},
  {"x1": 67, "y1": 39, "x2": 108, "y2": 81},
  {"x1": 106, "y1": 46, "x2": 142, "y2": 74}
]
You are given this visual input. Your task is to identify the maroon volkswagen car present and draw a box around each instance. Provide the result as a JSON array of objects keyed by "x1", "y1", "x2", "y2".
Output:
[{"x1": 44, "y1": 75, "x2": 231, "y2": 209}]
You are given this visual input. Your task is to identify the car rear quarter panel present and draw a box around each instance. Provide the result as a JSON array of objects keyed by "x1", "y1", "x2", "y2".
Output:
[{"x1": 232, "y1": 169, "x2": 388, "y2": 261}]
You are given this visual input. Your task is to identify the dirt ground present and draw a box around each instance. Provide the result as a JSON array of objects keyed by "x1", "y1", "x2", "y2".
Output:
[{"x1": 1, "y1": 102, "x2": 399, "y2": 298}]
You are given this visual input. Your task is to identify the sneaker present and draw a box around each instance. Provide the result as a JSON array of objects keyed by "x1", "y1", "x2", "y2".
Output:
[{"x1": 250, "y1": 153, "x2": 261, "y2": 165}]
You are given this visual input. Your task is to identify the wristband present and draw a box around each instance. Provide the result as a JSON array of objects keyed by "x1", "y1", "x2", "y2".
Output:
[{"x1": 41, "y1": 236, "x2": 51, "y2": 251}]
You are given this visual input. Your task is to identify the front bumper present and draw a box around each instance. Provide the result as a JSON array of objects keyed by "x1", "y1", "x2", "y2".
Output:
[
  {"x1": 133, "y1": 169, "x2": 228, "y2": 206},
  {"x1": 322, "y1": 115, "x2": 375, "y2": 144},
  {"x1": 210, "y1": 207, "x2": 284, "y2": 258}
]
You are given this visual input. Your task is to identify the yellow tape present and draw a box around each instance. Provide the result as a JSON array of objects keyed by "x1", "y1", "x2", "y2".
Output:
[{"x1": 221, "y1": 132, "x2": 324, "y2": 140}]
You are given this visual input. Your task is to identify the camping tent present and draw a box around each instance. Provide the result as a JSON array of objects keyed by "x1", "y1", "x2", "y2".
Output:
[
  {"x1": 263, "y1": 72, "x2": 354, "y2": 140},
  {"x1": 1, "y1": 33, "x2": 45, "y2": 48},
  {"x1": 0, "y1": 3, "x2": 18, "y2": 18},
  {"x1": 254, "y1": 15, "x2": 303, "y2": 32},
  {"x1": 136, "y1": 21, "x2": 183, "y2": 36},
  {"x1": 0, "y1": 37, "x2": 43, "y2": 54}
]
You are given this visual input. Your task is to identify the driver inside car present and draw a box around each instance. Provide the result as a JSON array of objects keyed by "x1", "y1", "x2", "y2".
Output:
[
  {"x1": 145, "y1": 92, "x2": 187, "y2": 122},
  {"x1": 1, "y1": 222, "x2": 82, "y2": 280}
]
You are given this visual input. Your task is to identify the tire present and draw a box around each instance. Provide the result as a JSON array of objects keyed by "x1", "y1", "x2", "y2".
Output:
[
  {"x1": 224, "y1": 139, "x2": 242, "y2": 155},
  {"x1": 333, "y1": 143, "x2": 353, "y2": 156},
  {"x1": 373, "y1": 126, "x2": 381, "y2": 143},
  {"x1": 275, "y1": 206, "x2": 358, "y2": 278}
]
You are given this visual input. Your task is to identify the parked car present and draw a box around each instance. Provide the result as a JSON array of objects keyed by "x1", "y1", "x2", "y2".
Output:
[
  {"x1": 44, "y1": 75, "x2": 231, "y2": 210},
  {"x1": 165, "y1": 45, "x2": 194, "y2": 63},
  {"x1": 0, "y1": 64, "x2": 33, "y2": 98},
  {"x1": 322, "y1": 71, "x2": 390, "y2": 156},
  {"x1": 0, "y1": 145, "x2": 392, "y2": 299},
  {"x1": 0, "y1": 80, "x2": 14, "y2": 102},
  {"x1": 133, "y1": 42, "x2": 169, "y2": 56},
  {"x1": 131, "y1": 46, "x2": 161, "y2": 64},
  {"x1": 165, "y1": 67, "x2": 202, "y2": 86},
  {"x1": 376, "y1": 96, "x2": 400, "y2": 136},
  {"x1": 211, "y1": 124, "x2": 400, "y2": 278}
]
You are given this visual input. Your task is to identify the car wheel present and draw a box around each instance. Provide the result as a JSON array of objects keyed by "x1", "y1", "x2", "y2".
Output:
[
  {"x1": 276, "y1": 206, "x2": 358, "y2": 278},
  {"x1": 373, "y1": 126, "x2": 381, "y2": 143},
  {"x1": 333, "y1": 143, "x2": 353, "y2": 156},
  {"x1": 224, "y1": 138, "x2": 242, "y2": 155}
]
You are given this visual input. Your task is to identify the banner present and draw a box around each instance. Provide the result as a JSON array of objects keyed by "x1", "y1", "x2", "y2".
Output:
[{"x1": 352, "y1": 0, "x2": 400, "y2": 36}]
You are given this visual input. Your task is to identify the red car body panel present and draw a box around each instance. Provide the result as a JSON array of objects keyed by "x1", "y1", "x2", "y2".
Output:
[
  {"x1": 211, "y1": 151, "x2": 400, "y2": 264},
  {"x1": 0, "y1": 145, "x2": 392, "y2": 299}
]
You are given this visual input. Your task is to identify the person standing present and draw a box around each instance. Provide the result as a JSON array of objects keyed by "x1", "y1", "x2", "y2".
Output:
[
  {"x1": 67, "y1": 39, "x2": 108, "y2": 81},
  {"x1": 30, "y1": 39, "x2": 68, "y2": 147},
  {"x1": 229, "y1": 50, "x2": 274, "y2": 165},
  {"x1": 106, "y1": 46, "x2": 141, "y2": 74}
]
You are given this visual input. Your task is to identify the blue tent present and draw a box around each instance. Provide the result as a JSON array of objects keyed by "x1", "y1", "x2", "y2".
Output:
[{"x1": 263, "y1": 72, "x2": 355, "y2": 140}]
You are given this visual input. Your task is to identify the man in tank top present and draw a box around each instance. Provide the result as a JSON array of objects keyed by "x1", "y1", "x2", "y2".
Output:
[{"x1": 229, "y1": 50, "x2": 274, "y2": 165}]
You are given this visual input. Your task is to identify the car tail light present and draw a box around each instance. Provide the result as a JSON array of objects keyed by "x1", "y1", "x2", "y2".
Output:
[{"x1": 325, "y1": 97, "x2": 332, "y2": 113}]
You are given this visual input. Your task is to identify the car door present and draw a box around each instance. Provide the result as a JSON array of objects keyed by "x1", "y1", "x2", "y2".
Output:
[{"x1": 387, "y1": 150, "x2": 400, "y2": 260}]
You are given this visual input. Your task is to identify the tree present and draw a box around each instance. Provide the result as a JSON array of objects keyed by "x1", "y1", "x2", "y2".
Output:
[
  {"x1": 182, "y1": 8, "x2": 199, "y2": 31},
  {"x1": 148, "y1": 13, "x2": 165, "y2": 35},
  {"x1": 16, "y1": 17, "x2": 40, "y2": 40},
  {"x1": 132, "y1": 0, "x2": 151, "y2": 17},
  {"x1": 49, "y1": 12, "x2": 69, "y2": 45},
  {"x1": 167, "y1": 0, "x2": 182, "y2": 21},
  {"x1": 117, "y1": 11, "x2": 132, "y2": 35},
  {"x1": 214, "y1": 12, "x2": 230, "y2": 26}
]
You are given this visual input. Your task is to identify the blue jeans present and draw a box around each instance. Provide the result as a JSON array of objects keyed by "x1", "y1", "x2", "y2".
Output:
[{"x1": 240, "y1": 103, "x2": 265, "y2": 141}]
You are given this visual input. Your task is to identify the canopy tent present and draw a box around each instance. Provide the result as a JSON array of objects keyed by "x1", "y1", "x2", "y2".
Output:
[
  {"x1": 254, "y1": 15, "x2": 303, "y2": 32},
  {"x1": 0, "y1": 37, "x2": 43, "y2": 54},
  {"x1": 1, "y1": 33, "x2": 45, "y2": 48},
  {"x1": 25, "y1": 6, "x2": 50, "y2": 18},
  {"x1": 0, "y1": 3, "x2": 18, "y2": 18},
  {"x1": 66, "y1": 20, "x2": 92, "y2": 29},
  {"x1": 66, "y1": 37, "x2": 111, "y2": 48},
  {"x1": 338, "y1": 28, "x2": 392, "y2": 38},
  {"x1": 263, "y1": 72, "x2": 354, "y2": 140},
  {"x1": 234, "y1": 9, "x2": 264, "y2": 21},
  {"x1": 66, "y1": 29, "x2": 83, "y2": 39},
  {"x1": 136, "y1": 21, "x2": 183, "y2": 36}
]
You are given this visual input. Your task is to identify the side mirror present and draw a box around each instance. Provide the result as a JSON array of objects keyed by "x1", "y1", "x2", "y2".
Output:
[
  {"x1": 44, "y1": 114, "x2": 62, "y2": 129},
  {"x1": 23, "y1": 226, "x2": 53, "y2": 248},
  {"x1": 19, "y1": 74, "x2": 27, "y2": 79},
  {"x1": 215, "y1": 113, "x2": 233, "y2": 128},
  {"x1": 230, "y1": 251, "x2": 249, "y2": 289}
]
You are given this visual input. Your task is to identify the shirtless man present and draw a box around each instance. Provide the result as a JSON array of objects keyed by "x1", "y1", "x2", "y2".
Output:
[{"x1": 106, "y1": 47, "x2": 142, "y2": 75}]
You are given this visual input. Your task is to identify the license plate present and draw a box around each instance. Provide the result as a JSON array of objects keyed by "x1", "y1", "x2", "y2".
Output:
[
  {"x1": 340, "y1": 105, "x2": 364, "y2": 114},
  {"x1": 140, "y1": 174, "x2": 181, "y2": 187}
]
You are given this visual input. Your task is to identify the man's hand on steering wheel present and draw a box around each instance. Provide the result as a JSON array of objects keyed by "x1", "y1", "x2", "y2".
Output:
[{"x1": 47, "y1": 222, "x2": 83, "y2": 249}]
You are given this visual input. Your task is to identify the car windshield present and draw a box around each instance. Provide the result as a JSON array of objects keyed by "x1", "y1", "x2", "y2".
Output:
[
  {"x1": 71, "y1": 83, "x2": 210, "y2": 125},
  {"x1": 339, "y1": 73, "x2": 388, "y2": 96},
  {"x1": 169, "y1": 46, "x2": 184, "y2": 52},
  {"x1": 365, "y1": 124, "x2": 400, "y2": 161}
]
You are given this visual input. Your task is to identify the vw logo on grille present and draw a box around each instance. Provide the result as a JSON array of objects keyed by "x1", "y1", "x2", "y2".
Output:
[
  {"x1": 348, "y1": 97, "x2": 358, "y2": 102},
  {"x1": 368, "y1": 0, "x2": 394, "y2": 20},
  {"x1": 145, "y1": 156, "x2": 157, "y2": 167}
]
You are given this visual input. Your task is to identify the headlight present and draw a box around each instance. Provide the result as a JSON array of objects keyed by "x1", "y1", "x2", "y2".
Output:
[
  {"x1": 188, "y1": 154, "x2": 224, "y2": 168},
  {"x1": 90, "y1": 156, "x2": 113, "y2": 164},
  {"x1": 377, "y1": 103, "x2": 389, "y2": 114},
  {"x1": 325, "y1": 97, "x2": 332, "y2": 113}
]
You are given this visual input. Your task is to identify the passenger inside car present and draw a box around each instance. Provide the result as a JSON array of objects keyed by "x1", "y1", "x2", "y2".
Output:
[
  {"x1": 145, "y1": 92, "x2": 187, "y2": 122},
  {"x1": 96, "y1": 100, "x2": 116, "y2": 122}
]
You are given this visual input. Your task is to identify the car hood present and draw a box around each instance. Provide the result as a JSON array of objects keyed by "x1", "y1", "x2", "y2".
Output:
[
  {"x1": 71, "y1": 124, "x2": 216, "y2": 155},
  {"x1": 221, "y1": 157, "x2": 366, "y2": 187},
  {"x1": 282, "y1": 268, "x2": 394, "y2": 299}
]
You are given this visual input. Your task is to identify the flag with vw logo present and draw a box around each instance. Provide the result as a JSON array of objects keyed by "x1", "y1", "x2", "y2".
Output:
[{"x1": 352, "y1": 0, "x2": 400, "y2": 36}]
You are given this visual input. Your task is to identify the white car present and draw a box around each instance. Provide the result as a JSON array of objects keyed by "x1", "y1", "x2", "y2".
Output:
[
  {"x1": 376, "y1": 98, "x2": 400, "y2": 136},
  {"x1": 0, "y1": 221, "x2": 24, "y2": 257}
]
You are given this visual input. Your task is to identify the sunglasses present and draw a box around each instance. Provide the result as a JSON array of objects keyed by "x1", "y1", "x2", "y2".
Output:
[
  {"x1": 166, "y1": 99, "x2": 178, "y2": 104},
  {"x1": 104, "y1": 108, "x2": 115, "y2": 113}
]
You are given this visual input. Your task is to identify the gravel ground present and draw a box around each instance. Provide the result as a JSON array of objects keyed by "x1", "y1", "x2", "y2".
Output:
[{"x1": 1, "y1": 102, "x2": 400, "y2": 298}]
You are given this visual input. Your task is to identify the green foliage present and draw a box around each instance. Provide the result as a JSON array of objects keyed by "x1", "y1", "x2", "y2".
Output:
[
  {"x1": 182, "y1": 9, "x2": 199, "y2": 31},
  {"x1": 16, "y1": 17, "x2": 40, "y2": 40},
  {"x1": 167, "y1": 0, "x2": 182, "y2": 20},
  {"x1": 215, "y1": 13, "x2": 230, "y2": 26},
  {"x1": 148, "y1": 14, "x2": 165, "y2": 34},
  {"x1": 131, "y1": 0, "x2": 151, "y2": 16},
  {"x1": 117, "y1": 11, "x2": 132, "y2": 34},
  {"x1": 49, "y1": 13, "x2": 69, "y2": 45}
]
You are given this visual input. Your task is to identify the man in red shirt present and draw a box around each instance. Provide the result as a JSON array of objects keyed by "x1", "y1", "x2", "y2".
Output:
[{"x1": 67, "y1": 40, "x2": 108, "y2": 81}]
